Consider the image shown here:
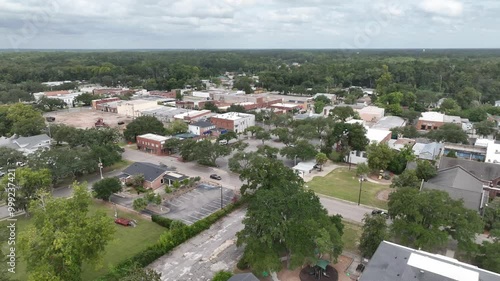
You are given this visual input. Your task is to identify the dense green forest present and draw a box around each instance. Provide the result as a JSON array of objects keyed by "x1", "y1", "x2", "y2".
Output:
[{"x1": 1, "y1": 49, "x2": 500, "y2": 104}]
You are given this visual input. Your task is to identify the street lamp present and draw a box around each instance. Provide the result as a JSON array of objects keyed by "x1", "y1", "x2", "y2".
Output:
[
  {"x1": 357, "y1": 176, "x2": 363, "y2": 206},
  {"x1": 98, "y1": 158, "x2": 103, "y2": 179}
]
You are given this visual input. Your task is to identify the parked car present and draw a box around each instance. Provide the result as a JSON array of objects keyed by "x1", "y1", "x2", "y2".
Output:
[
  {"x1": 210, "y1": 174, "x2": 222, "y2": 180},
  {"x1": 371, "y1": 210, "x2": 388, "y2": 217},
  {"x1": 117, "y1": 121, "x2": 125, "y2": 125},
  {"x1": 46, "y1": 116, "x2": 55, "y2": 122}
]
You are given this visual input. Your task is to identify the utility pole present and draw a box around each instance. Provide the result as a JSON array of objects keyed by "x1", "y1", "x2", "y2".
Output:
[
  {"x1": 358, "y1": 176, "x2": 363, "y2": 206},
  {"x1": 98, "y1": 158, "x2": 103, "y2": 179}
]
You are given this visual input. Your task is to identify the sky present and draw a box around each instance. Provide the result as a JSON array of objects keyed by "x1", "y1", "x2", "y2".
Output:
[{"x1": 0, "y1": 0, "x2": 499, "y2": 49}]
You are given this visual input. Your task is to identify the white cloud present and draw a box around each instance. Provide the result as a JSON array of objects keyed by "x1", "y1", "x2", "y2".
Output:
[{"x1": 419, "y1": 0, "x2": 464, "y2": 17}]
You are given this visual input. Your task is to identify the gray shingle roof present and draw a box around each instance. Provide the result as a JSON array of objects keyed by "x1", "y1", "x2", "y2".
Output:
[
  {"x1": 228, "y1": 273, "x2": 259, "y2": 281},
  {"x1": 360, "y1": 241, "x2": 500, "y2": 281},
  {"x1": 424, "y1": 166, "x2": 484, "y2": 211},
  {"x1": 439, "y1": 157, "x2": 500, "y2": 182},
  {"x1": 190, "y1": 120, "x2": 214, "y2": 128},
  {"x1": 122, "y1": 162, "x2": 171, "y2": 182}
]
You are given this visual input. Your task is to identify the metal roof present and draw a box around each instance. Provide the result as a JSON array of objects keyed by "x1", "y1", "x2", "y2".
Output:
[{"x1": 122, "y1": 162, "x2": 171, "y2": 182}]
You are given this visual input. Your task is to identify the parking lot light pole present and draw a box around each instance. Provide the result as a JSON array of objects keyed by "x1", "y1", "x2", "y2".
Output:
[
  {"x1": 358, "y1": 176, "x2": 363, "y2": 206},
  {"x1": 220, "y1": 186, "x2": 223, "y2": 209}
]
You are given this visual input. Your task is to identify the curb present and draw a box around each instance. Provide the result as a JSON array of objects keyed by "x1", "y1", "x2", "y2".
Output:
[{"x1": 316, "y1": 193, "x2": 388, "y2": 212}]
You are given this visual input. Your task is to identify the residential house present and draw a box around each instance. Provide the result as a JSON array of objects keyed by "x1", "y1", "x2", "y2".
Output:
[
  {"x1": 136, "y1": 134, "x2": 171, "y2": 156},
  {"x1": 412, "y1": 142, "x2": 443, "y2": 161},
  {"x1": 416, "y1": 112, "x2": 461, "y2": 131},
  {"x1": 188, "y1": 120, "x2": 215, "y2": 136},
  {"x1": 423, "y1": 166, "x2": 488, "y2": 212},
  {"x1": 120, "y1": 162, "x2": 172, "y2": 190},
  {"x1": 210, "y1": 112, "x2": 255, "y2": 134},
  {"x1": 347, "y1": 128, "x2": 392, "y2": 165},
  {"x1": 360, "y1": 241, "x2": 500, "y2": 281},
  {"x1": 388, "y1": 138, "x2": 416, "y2": 151},
  {"x1": 439, "y1": 156, "x2": 500, "y2": 198},
  {"x1": 0, "y1": 134, "x2": 52, "y2": 155}
]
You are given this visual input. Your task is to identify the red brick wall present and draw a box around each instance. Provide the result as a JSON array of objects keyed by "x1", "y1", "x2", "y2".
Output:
[
  {"x1": 210, "y1": 117, "x2": 235, "y2": 131},
  {"x1": 416, "y1": 120, "x2": 445, "y2": 131},
  {"x1": 136, "y1": 136, "x2": 168, "y2": 156}
]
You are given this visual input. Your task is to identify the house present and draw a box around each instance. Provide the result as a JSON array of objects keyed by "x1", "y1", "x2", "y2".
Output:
[
  {"x1": 357, "y1": 106, "x2": 385, "y2": 122},
  {"x1": 188, "y1": 120, "x2": 215, "y2": 136},
  {"x1": 423, "y1": 166, "x2": 487, "y2": 212},
  {"x1": 439, "y1": 156, "x2": 500, "y2": 198},
  {"x1": 412, "y1": 142, "x2": 443, "y2": 161},
  {"x1": 388, "y1": 138, "x2": 415, "y2": 151},
  {"x1": 210, "y1": 112, "x2": 255, "y2": 134},
  {"x1": 360, "y1": 241, "x2": 500, "y2": 281},
  {"x1": 416, "y1": 112, "x2": 461, "y2": 131},
  {"x1": 228, "y1": 273, "x2": 259, "y2": 281},
  {"x1": 121, "y1": 162, "x2": 172, "y2": 190},
  {"x1": 371, "y1": 116, "x2": 406, "y2": 131},
  {"x1": 347, "y1": 128, "x2": 392, "y2": 165},
  {"x1": 136, "y1": 134, "x2": 171, "y2": 156},
  {"x1": 0, "y1": 134, "x2": 52, "y2": 155}
]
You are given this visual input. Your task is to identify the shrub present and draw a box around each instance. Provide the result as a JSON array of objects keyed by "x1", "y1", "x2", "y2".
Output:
[
  {"x1": 236, "y1": 255, "x2": 249, "y2": 270},
  {"x1": 151, "y1": 215, "x2": 179, "y2": 229},
  {"x1": 98, "y1": 198, "x2": 246, "y2": 281},
  {"x1": 212, "y1": 270, "x2": 233, "y2": 281}
]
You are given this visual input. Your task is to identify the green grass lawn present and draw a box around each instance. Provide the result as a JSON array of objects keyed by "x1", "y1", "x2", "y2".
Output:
[
  {"x1": 342, "y1": 221, "x2": 362, "y2": 255},
  {"x1": 1, "y1": 200, "x2": 165, "y2": 281},
  {"x1": 307, "y1": 168, "x2": 390, "y2": 209}
]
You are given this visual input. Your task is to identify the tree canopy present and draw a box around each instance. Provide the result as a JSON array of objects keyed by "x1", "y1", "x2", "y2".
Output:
[
  {"x1": 19, "y1": 182, "x2": 115, "y2": 281},
  {"x1": 123, "y1": 116, "x2": 166, "y2": 142}
]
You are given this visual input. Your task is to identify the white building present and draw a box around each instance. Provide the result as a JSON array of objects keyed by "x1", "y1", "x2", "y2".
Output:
[
  {"x1": 210, "y1": 112, "x2": 256, "y2": 133},
  {"x1": 480, "y1": 139, "x2": 500, "y2": 164},
  {"x1": 192, "y1": 91, "x2": 211, "y2": 99},
  {"x1": 347, "y1": 128, "x2": 392, "y2": 165},
  {"x1": 116, "y1": 100, "x2": 160, "y2": 117},
  {"x1": 495, "y1": 100, "x2": 500, "y2": 107}
]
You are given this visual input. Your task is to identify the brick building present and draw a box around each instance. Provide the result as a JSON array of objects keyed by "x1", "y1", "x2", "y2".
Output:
[
  {"x1": 210, "y1": 112, "x2": 255, "y2": 133},
  {"x1": 136, "y1": 133, "x2": 171, "y2": 156},
  {"x1": 416, "y1": 112, "x2": 461, "y2": 131},
  {"x1": 92, "y1": 97, "x2": 121, "y2": 111}
]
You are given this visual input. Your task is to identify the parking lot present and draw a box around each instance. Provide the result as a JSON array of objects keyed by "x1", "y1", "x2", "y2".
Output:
[{"x1": 163, "y1": 184, "x2": 235, "y2": 225}]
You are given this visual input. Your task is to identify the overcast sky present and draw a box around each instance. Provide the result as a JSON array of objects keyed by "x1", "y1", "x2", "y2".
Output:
[{"x1": 0, "y1": 0, "x2": 498, "y2": 49}]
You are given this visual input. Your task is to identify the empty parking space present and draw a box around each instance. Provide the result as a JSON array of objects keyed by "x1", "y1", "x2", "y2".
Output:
[{"x1": 162, "y1": 184, "x2": 235, "y2": 225}]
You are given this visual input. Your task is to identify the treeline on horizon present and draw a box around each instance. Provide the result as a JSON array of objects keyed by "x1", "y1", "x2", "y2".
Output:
[{"x1": 0, "y1": 49, "x2": 500, "y2": 104}]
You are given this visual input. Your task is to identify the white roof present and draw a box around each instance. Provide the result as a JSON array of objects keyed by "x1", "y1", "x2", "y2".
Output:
[
  {"x1": 138, "y1": 133, "x2": 170, "y2": 142},
  {"x1": 485, "y1": 142, "x2": 500, "y2": 164},
  {"x1": 174, "y1": 110, "x2": 211, "y2": 119},
  {"x1": 214, "y1": 112, "x2": 255, "y2": 120},
  {"x1": 475, "y1": 138, "x2": 494, "y2": 147},
  {"x1": 292, "y1": 161, "x2": 316, "y2": 172},
  {"x1": 271, "y1": 103, "x2": 299, "y2": 108},
  {"x1": 407, "y1": 253, "x2": 479, "y2": 281},
  {"x1": 420, "y1": 112, "x2": 445, "y2": 122},
  {"x1": 359, "y1": 106, "x2": 384, "y2": 114},
  {"x1": 366, "y1": 128, "x2": 391, "y2": 143},
  {"x1": 412, "y1": 143, "x2": 426, "y2": 155}
]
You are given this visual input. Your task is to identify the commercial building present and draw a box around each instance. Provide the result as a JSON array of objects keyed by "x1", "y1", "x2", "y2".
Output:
[
  {"x1": 141, "y1": 107, "x2": 190, "y2": 123},
  {"x1": 116, "y1": 100, "x2": 160, "y2": 117},
  {"x1": 371, "y1": 116, "x2": 406, "y2": 130},
  {"x1": 120, "y1": 162, "x2": 172, "y2": 190},
  {"x1": 269, "y1": 103, "x2": 303, "y2": 113},
  {"x1": 136, "y1": 133, "x2": 171, "y2": 156},
  {"x1": 210, "y1": 112, "x2": 255, "y2": 133},
  {"x1": 188, "y1": 120, "x2": 216, "y2": 136},
  {"x1": 357, "y1": 106, "x2": 385, "y2": 122},
  {"x1": 92, "y1": 97, "x2": 121, "y2": 111},
  {"x1": 173, "y1": 110, "x2": 213, "y2": 122},
  {"x1": 360, "y1": 241, "x2": 500, "y2": 281}
]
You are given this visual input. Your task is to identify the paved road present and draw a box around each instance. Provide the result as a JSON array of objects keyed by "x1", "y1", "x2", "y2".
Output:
[{"x1": 148, "y1": 208, "x2": 246, "y2": 281}]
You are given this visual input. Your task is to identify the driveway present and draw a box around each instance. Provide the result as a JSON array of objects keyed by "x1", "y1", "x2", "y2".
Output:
[{"x1": 148, "y1": 207, "x2": 246, "y2": 281}]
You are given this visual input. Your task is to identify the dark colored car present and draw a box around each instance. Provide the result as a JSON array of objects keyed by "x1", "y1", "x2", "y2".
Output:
[
  {"x1": 210, "y1": 174, "x2": 222, "y2": 180},
  {"x1": 118, "y1": 121, "x2": 125, "y2": 125},
  {"x1": 372, "y1": 210, "x2": 388, "y2": 217}
]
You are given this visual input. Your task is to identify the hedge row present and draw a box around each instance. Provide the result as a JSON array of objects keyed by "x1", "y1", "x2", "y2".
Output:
[
  {"x1": 97, "y1": 199, "x2": 245, "y2": 281},
  {"x1": 151, "y1": 215, "x2": 185, "y2": 229}
]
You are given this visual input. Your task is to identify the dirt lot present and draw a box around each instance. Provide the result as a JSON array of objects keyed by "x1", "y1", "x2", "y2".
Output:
[{"x1": 44, "y1": 108, "x2": 132, "y2": 129}]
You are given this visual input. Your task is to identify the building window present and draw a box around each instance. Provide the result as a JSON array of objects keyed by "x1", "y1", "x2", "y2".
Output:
[
  {"x1": 421, "y1": 125, "x2": 426, "y2": 130},
  {"x1": 161, "y1": 179, "x2": 164, "y2": 184}
]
